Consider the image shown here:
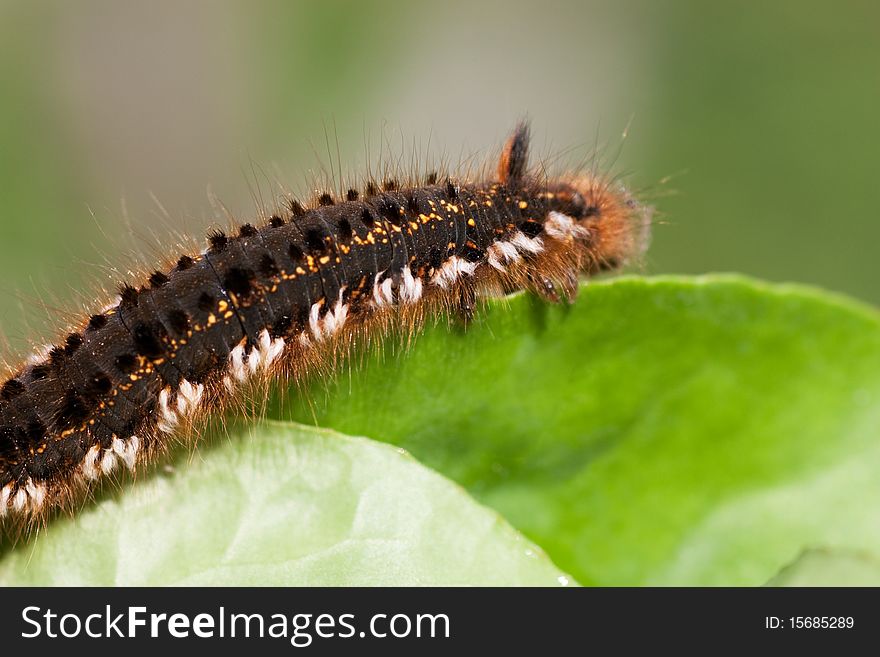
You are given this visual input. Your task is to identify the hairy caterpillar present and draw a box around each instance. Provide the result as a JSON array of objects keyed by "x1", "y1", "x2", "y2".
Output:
[{"x1": 0, "y1": 122, "x2": 650, "y2": 529}]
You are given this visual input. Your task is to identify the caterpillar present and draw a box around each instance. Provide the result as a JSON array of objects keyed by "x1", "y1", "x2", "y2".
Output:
[{"x1": 0, "y1": 122, "x2": 650, "y2": 529}]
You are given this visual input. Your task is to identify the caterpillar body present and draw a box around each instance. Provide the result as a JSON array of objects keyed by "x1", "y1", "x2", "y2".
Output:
[{"x1": 0, "y1": 123, "x2": 650, "y2": 527}]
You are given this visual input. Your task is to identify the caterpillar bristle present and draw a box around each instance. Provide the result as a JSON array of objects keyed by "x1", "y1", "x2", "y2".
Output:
[{"x1": 207, "y1": 229, "x2": 229, "y2": 253}]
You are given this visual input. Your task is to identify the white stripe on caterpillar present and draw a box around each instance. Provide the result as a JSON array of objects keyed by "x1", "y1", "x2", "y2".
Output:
[
  {"x1": 100, "y1": 449, "x2": 118, "y2": 476},
  {"x1": 432, "y1": 256, "x2": 477, "y2": 289},
  {"x1": 82, "y1": 444, "x2": 102, "y2": 481},
  {"x1": 509, "y1": 231, "x2": 544, "y2": 254},
  {"x1": 157, "y1": 387, "x2": 179, "y2": 434},
  {"x1": 25, "y1": 478, "x2": 46, "y2": 511},
  {"x1": 0, "y1": 483, "x2": 11, "y2": 517},
  {"x1": 400, "y1": 267, "x2": 423, "y2": 303},
  {"x1": 487, "y1": 240, "x2": 523, "y2": 271},
  {"x1": 12, "y1": 487, "x2": 27, "y2": 512},
  {"x1": 176, "y1": 379, "x2": 205, "y2": 416},
  {"x1": 322, "y1": 296, "x2": 349, "y2": 338},
  {"x1": 545, "y1": 211, "x2": 591, "y2": 241},
  {"x1": 228, "y1": 341, "x2": 249, "y2": 383}
]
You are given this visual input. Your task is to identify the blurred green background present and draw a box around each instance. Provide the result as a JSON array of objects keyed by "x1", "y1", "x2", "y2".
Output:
[{"x1": 0, "y1": 0, "x2": 877, "y2": 353}]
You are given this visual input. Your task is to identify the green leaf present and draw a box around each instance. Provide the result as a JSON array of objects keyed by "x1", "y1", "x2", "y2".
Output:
[
  {"x1": 0, "y1": 422, "x2": 570, "y2": 586},
  {"x1": 269, "y1": 275, "x2": 880, "y2": 586},
  {"x1": 767, "y1": 549, "x2": 880, "y2": 587},
  {"x1": 4, "y1": 274, "x2": 878, "y2": 587}
]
